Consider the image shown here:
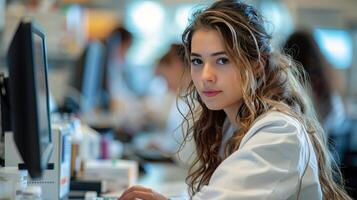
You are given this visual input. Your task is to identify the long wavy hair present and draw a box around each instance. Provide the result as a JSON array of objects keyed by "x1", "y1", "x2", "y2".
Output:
[{"x1": 179, "y1": 0, "x2": 351, "y2": 199}]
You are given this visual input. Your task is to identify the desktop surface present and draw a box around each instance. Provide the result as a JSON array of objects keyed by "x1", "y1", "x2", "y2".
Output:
[{"x1": 89, "y1": 162, "x2": 188, "y2": 199}]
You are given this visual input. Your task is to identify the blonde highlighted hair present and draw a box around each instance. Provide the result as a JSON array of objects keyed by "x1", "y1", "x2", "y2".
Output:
[{"x1": 179, "y1": 0, "x2": 351, "y2": 199}]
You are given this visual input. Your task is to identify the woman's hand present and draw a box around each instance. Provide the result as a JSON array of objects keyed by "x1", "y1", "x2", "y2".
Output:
[{"x1": 118, "y1": 185, "x2": 168, "y2": 200}]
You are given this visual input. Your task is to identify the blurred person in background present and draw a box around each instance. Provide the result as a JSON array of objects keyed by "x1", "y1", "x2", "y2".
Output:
[
  {"x1": 136, "y1": 44, "x2": 194, "y2": 167},
  {"x1": 143, "y1": 44, "x2": 186, "y2": 129},
  {"x1": 103, "y1": 25, "x2": 135, "y2": 111},
  {"x1": 155, "y1": 44, "x2": 186, "y2": 94},
  {"x1": 283, "y1": 30, "x2": 350, "y2": 162},
  {"x1": 154, "y1": 44, "x2": 194, "y2": 167},
  {"x1": 101, "y1": 25, "x2": 146, "y2": 137}
]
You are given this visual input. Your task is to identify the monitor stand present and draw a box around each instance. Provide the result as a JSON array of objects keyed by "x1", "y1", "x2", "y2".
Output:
[{"x1": 4, "y1": 123, "x2": 72, "y2": 199}]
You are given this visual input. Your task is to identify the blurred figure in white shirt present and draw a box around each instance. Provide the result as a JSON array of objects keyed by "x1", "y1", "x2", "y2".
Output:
[
  {"x1": 102, "y1": 25, "x2": 145, "y2": 136},
  {"x1": 137, "y1": 44, "x2": 194, "y2": 167}
]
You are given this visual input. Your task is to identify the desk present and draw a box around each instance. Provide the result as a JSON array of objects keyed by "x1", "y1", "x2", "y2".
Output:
[{"x1": 103, "y1": 162, "x2": 188, "y2": 198}]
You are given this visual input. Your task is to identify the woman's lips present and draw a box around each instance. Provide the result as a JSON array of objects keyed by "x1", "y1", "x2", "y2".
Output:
[{"x1": 202, "y1": 90, "x2": 222, "y2": 97}]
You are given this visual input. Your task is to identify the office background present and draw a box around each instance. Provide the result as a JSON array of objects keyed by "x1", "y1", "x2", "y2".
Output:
[
  {"x1": 0, "y1": 0, "x2": 357, "y2": 198},
  {"x1": 0, "y1": 0, "x2": 356, "y2": 107}
]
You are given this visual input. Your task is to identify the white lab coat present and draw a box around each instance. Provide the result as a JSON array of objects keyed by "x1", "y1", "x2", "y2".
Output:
[{"x1": 191, "y1": 111, "x2": 322, "y2": 200}]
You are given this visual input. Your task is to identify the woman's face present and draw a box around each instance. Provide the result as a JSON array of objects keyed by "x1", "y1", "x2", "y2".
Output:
[{"x1": 190, "y1": 28, "x2": 243, "y2": 112}]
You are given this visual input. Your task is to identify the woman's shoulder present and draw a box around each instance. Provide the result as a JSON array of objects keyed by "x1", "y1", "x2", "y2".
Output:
[
  {"x1": 219, "y1": 110, "x2": 315, "y2": 185},
  {"x1": 239, "y1": 111, "x2": 305, "y2": 149},
  {"x1": 204, "y1": 111, "x2": 320, "y2": 200}
]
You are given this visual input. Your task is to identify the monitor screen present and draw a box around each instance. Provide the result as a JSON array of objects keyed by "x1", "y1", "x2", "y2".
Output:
[
  {"x1": 69, "y1": 41, "x2": 105, "y2": 113},
  {"x1": 33, "y1": 32, "x2": 51, "y2": 153},
  {"x1": 7, "y1": 19, "x2": 53, "y2": 178}
]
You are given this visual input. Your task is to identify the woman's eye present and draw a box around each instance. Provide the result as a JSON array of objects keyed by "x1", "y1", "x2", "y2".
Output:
[
  {"x1": 217, "y1": 57, "x2": 229, "y2": 65},
  {"x1": 191, "y1": 58, "x2": 203, "y2": 66}
]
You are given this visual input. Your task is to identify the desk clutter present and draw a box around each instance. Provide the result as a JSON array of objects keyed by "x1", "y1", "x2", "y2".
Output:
[
  {"x1": 81, "y1": 159, "x2": 138, "y2": 192},
  {"x1": 1, "y1": 115, "x2": 139, "y2": 200}
]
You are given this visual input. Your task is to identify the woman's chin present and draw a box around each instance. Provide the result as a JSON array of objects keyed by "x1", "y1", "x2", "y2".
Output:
[{"x1": 205, "y1": 104, "x2": 222, "y2": 111}]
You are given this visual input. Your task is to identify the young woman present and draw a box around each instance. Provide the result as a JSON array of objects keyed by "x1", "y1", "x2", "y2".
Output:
[{"x1": 119, "y1": 0, "x2": 351, "y2": 199}]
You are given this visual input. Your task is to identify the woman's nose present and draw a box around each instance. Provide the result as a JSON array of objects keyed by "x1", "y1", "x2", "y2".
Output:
[{"x1": 201, "y1": 63, "x2": 216, "y2": 82}]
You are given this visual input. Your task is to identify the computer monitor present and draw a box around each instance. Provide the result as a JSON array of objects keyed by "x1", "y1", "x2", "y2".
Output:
[
  {"x1": 69, "y1": 40, "x2": 105, "y2": 113},
  {"x1": 6, "y1": 19, "x2": 53, "y2": 178}
]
